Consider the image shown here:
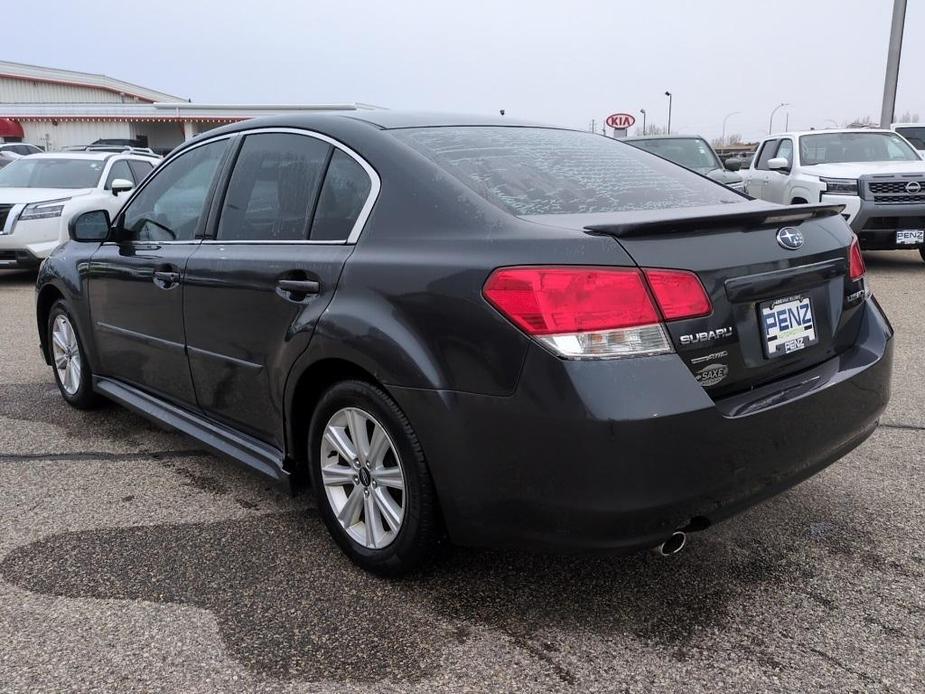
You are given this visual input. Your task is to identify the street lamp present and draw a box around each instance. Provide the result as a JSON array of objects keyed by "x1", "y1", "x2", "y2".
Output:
[
  {"x1": 640, "y1": 108, "x2": 647, "y2": 135},
  {"x1": 768, "y1": 102, "x2": 790, "y2": 134},
  {"x1": 722, "y1": 111, "x2": 741, "y2": 143},
  {"x1": 664, "y1": 91, "x2": 672, "y2": 134}
]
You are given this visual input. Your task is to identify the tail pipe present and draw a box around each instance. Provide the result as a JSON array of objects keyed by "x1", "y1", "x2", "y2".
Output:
[{"x1": 656, "y1": 531, "x2": 687, "y2": 557}]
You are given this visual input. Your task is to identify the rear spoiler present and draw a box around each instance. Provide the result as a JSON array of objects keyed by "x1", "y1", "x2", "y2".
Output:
[{"x1": 584, "y1": 203, "x2": 846, "y2": 239}]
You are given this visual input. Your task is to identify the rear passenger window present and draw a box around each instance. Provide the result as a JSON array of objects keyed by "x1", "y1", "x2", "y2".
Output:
[
  {"x1": 218, "y1": 133, "x2": 330, "y2": 242},
  {"x1": 310, "y1": 150, "x2": 372, "y2": 241}
]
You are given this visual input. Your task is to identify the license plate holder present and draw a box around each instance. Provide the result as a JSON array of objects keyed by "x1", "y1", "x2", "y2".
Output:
[
  {"x1": 759, "y1": 295, "x2": 817, "y2": 359},
  {"x1": 896, "y1": 229, "x2": 925, "y2": 245}
]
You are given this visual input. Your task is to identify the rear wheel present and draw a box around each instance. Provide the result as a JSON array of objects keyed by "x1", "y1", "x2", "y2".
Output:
[
  {"x1": 308, "y1": 380, "x2": 441, "y2": 575},
  {"x1": 48, "y1": 300, "x2": 99, "y2": 409},
  {"x1": 919, "y1": 247, "x2": 925, "y2": 263}
]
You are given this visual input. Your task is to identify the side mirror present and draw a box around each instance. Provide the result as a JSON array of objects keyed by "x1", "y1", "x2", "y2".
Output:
[
  {"x1": 724, "y1": 158, "x2": 742, "y2": 171},
  {"x1": 111, "y1": 178, "x2": 134, "y2": 196},
  {"x1": 768, "y1": 157, "x2": 790, "y2": 171},
  {"x1": 69, "y1": 210, "x2": 111, "y2": 242}
]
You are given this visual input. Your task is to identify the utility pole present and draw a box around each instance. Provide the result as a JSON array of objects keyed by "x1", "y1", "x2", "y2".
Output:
[
  {"x1": 591, "y1": 119, "x2": 596, "y2": 133},
  {"x1": 640, "y1": 109, "x2": 647, "y2": 136},
  {"x1": 880, "y1": 0, "x2": 907, "y2": 128},
  {"x1": 664, "y1": 91, "x2": 673, "y2": 134}
]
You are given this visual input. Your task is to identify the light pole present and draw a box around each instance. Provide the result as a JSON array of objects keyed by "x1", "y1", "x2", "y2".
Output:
[
  {"x1": 880, "y1": 0, "x2": 907, "y2": 127},
  {"x1": 722, "y1": 111, "x2": 740, "y2": 144},
  {"x1": 640, "y1": 108, "x2": 647, "y2": 135},
  {"x1": 664, "y1": 91, "x2": 672, "y2": 134},
  {"x1": 768, "y1": 102, "x2": 790, "y2": 134}
]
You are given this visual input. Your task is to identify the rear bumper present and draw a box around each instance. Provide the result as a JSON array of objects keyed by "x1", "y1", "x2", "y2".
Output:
[{"x1": 391, "y1": 297, "x2": 893, "y2": 552}]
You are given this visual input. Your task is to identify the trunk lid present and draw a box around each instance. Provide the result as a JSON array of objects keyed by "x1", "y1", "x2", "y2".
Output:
[{"x1": 523, "y1": 201, "x2": 867, "y2": 396}]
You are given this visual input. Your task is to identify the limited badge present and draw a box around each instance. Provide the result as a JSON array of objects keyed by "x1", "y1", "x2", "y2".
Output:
[{"x1": 695, "y1": 363, "x2": 728, "y2": 387}]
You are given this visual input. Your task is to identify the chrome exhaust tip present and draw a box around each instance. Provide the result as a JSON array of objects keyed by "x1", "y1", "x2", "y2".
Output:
[{"x1": 657, "y1": 531, "x2": 687, "y2": 556}]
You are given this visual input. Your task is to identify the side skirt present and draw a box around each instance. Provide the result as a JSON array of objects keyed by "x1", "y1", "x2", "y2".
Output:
[{"x1": 93, "y1": 376, "x2": 289, "y2": 483}]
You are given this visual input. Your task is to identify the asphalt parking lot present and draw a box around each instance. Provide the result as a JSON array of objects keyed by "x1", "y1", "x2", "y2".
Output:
[{"x1": 0, "y1": 254, "x2": 922, "y2": 693}]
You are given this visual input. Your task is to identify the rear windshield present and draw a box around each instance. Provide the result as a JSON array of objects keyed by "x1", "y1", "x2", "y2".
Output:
[
  {"x1": 626, "y1": 137, "x2": 721, "y2": 174},
  {"x1": 0, "y1": 158, "x2": 104, "y2": 189},
  {"x1": 393, "y1": 126, "x2": 742, "y2": 216}
]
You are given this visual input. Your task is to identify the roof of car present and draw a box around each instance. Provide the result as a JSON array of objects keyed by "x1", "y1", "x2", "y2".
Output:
[
  {"x1": 623, "y1": 135, "x2": 707, "y2": 141},
  {"x1": 767, "y1": 128, "x2": 896, "y2": 139},
  {"x1": 25, "y1": 151, "x2": 157, "y2": 161},
  {"x1": 339, "y1": 111, "x2": 540, "y2": 129}
]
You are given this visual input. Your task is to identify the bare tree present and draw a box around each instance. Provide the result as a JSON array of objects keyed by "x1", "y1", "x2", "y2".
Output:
[
  {"x1": 848, "y1": 115, "x2": 876, "y2": 128},
  {"x1": 635, "y1": 124, "x2": 667, "y2": 136},
  {"x1": 897, "y1": 111, "x2": 920, "y2": 123},
  {"x1": 711, "y1": 133, "x2": 743, "y2": 147}
]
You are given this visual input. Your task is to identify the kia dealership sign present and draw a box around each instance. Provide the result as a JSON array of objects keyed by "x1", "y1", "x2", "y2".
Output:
[{"x1": 605, "y1": 113, "x2": 636, "y2": 129}]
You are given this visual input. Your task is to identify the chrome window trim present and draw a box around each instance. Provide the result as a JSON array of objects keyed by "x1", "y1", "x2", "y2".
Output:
[
  {"x1": 201, "y1": 239, "x2": 347, "y2": 246},
  {"x1": 200, "y1": 127, "x2": 379, "y2": 245},
  {"x1": 115, "y1": 127, "x2": 380, "y2": 246}
]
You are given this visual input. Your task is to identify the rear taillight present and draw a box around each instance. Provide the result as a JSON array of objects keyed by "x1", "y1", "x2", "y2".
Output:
[
  {"x1": 483, "y1": 266, "x2": 712, "y2": 359},
  {"x1": 849, "y1": 237, "x2": 866, "y2": 281},
  {"x1": 643, "y1": 269, "x2": 712, "y2": 320}
]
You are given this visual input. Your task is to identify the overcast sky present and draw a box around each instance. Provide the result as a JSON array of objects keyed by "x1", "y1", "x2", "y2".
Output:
[{"x1": 4, "y1": 0, "x2": 924, "y2": 141}]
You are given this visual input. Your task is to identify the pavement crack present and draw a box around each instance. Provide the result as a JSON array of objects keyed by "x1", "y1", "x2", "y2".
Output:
[
  {"x1": 807, "y1": 646, "x2": 879, "y2": 686},
  {"x1": 879, "y1": 421, "x2": 925, "y2": 432},
  {"x1": 0, "y1": 449, "x2": 210, "y2": 464}
]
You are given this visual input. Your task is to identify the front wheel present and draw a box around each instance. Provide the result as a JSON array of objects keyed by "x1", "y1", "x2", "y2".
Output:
[
  {"x1": 919, "y1": 247, "x2": 925, "y2": 263},
  {"x1": 48, "y1": 300, "x2": 99, "y2": 409},
  {"x1": 308, "y1": 380, "x2": 442, "y2": 575}
]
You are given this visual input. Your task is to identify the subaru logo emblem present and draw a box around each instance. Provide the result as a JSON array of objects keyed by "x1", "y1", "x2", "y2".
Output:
[
  {"x1": 906, "y1": 181, "x2": 922, "y2": 194},
  {"x1": 776, "y1": 227, "x2": 804, "y2": 250}
]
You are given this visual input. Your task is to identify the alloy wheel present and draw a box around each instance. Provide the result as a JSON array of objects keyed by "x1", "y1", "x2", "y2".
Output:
[
  {"x1": 320, "y1": 407, "x2": 406, "y2": 549},
  {"x1": 51, "y1": 314, "x2": 82, "y2": 396}
]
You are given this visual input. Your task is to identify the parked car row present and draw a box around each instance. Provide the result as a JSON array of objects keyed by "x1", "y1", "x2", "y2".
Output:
[
  {"x1": 0, "y1": 150, "x2": 160, "y2": 268},
  {"x1": 741, "y1": 129, "x2": 925, "y2": 262},
  {"x1": 0, "y1": 142, "x2": 44, "y2": 168},
  {"x1": 34, "y1": 113, "x2": 893, "y2": 575}
]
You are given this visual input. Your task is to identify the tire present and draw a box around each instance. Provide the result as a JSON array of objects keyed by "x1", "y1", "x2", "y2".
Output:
[
  {"x1": 47, "y1": 300, "x2": 100, "y2": 409},
  {"x1": 919, "y1": 247, "x2": 925, "y2": 263},
  {"x1": 308, "y1": 380, "x2": 442, "y2": 575}
]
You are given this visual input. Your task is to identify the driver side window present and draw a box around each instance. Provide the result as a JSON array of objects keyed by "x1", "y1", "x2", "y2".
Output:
[
  {"x1": 776, "y1": 139, "x2": 794, "y2": 167},
  {"x1": 121, "y1": 140, "x2": 228, "y2": 242}
]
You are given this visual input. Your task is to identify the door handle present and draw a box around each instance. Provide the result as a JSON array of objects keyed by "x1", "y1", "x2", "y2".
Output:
[
  {"x1": 277, "y1": 279, "x2": 320, "y2": 295},
  {"x1": 153, "y1": 266, "x2": 181, "y2": 289}
]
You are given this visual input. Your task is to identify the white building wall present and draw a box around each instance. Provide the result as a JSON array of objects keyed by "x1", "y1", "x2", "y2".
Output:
[
  {"x1": 0, "y1": 76, "x2": 148, "y2": 104},
  {"x1": 20, "y1": 120, "x2": 132, "y2": 151}
]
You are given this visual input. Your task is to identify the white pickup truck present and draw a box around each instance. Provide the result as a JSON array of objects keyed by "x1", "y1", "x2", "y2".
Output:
[{"x1": 744, "y1": 129, "x2": 925, "y2": 262}]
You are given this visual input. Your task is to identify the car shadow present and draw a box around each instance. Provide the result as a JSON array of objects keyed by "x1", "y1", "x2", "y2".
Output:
[
  {"x1": 0, "y1": 481, "x2": 897, "y2": 685},
  {"x1": 862, "y1": 250, "x2": 924, "y2": 274},
  {"x1": 0, "y1": 268, "x2": 37, "y2": 285}
]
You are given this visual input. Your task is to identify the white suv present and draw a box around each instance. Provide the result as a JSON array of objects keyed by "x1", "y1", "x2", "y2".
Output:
[
  {"x1": 0, "y1": 151, "x2": 159, "y2": 268},
  {"x1": 744, "y1": 129, "x2": 925, "y2": 261}
]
